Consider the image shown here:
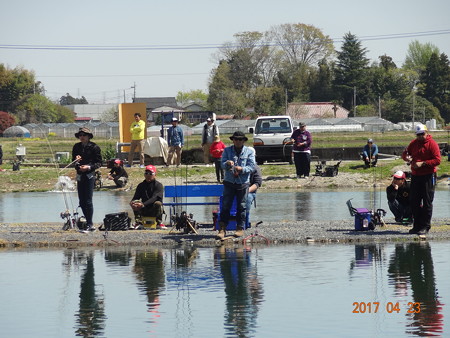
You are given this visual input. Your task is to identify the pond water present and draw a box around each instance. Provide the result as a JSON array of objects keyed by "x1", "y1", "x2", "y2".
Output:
[
  {"x1": 0, "y1": 242, "x2": 448, "y2": 337},
  {"x1": 0, "y1": 188, "x2": 449, "y2": 224}
]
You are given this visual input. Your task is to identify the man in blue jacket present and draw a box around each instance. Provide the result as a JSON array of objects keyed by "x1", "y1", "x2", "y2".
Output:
[
  {"x1": 166, "y1": 117, "x2": 184, "y2": 167},
  {"x1": 362, "y1": 138, "x2": 379, "y2": 168},
  {"x1": 218, "y1": 131, "x2": 255, "y2": 239}
]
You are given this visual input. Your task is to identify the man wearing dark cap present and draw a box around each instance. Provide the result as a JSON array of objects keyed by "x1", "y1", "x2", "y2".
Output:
[
  {"x1": 218, "y1": 131, "x2": 255, "y2": 239},
  {"x1": 130, "y1": 164, "x2": 164, "y2": 228},
  {"x1": 362, "y1": 138, "x2": 378, "y2": 168},
  {"x1": 72, "y1": 127, "x2": 103, "y2": 231}
]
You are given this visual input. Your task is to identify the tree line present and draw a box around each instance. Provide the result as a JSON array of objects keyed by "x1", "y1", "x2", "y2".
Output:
[{"x1": 206, "y1": 24, "x2": 450, "y2": 124}]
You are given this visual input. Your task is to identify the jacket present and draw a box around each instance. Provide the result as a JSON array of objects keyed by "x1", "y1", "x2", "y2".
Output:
[
  {"x1": 167, "y1": 126, "x2": 184, "y2": 147},
  {"x1": 131, "y1": 179, "x2": 164, "y2": 207},
  {"x1": 72, "y1": 141, "x2": 102, "y2": 175},
  {"x1": 363, "y1": 144, "x2": 378, "y2": 158},
  {"x1": 209, "y1": 140, "x2": 226, "y2": 159},
  {"x1": 130, "y1": 119, "x2": 146, "y2": 140},
  {"x1": 386, "y1": 181, "x2": 411, "y2": 206},
  {"x1": 221, "y1": 145, "x2": 255, "y2": 184},
  {"x1": 202, "y1": 124, "x2": 219, "y2": 145},
  {"x1": 402, "y1": 134, "x2": 441, "y2": 176},
  {"x1": 291, "y1": 129, "x2": 312, "y2": 152}
]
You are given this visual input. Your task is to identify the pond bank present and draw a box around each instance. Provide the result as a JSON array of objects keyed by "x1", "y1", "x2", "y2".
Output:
[{"x1": 2, "y1": 218, "x2": 450, "y2": 249}]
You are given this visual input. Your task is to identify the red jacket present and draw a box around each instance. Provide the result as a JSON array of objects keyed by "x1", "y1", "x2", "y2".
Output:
[
  {"x1": 209, "y1": 141, "x2": 226, "y2": 159},
  {"x1": 402, "y1": 134, "x2": 441, "y2": 176}
]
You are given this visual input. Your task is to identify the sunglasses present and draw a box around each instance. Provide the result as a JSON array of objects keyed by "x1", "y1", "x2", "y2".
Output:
[
  {"x1": 78, "y1": 133, "x2": 88, "y2": 137},
  {"x1": 144, "y1": 171, "x2": 154, "y2": 175},
  {"x1": 233, "y1": 138, "x2": 245, "y2": 141}
]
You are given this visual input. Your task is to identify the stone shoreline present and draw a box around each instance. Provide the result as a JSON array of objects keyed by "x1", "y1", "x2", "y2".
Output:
[{"x1": 1, "y1": 218, "x2": 450, "y2": 249}]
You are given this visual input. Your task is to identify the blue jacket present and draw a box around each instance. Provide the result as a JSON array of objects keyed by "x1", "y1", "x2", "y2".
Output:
[
  {"x1": 363, "y1": 143, "x2": 378, "y2": 158},
  {"x1": 221, "y1": 145, "x2": 255, "y2": 184},
  {"x1": 167, "y1": 126, "x2": 184, "y2": 146}
]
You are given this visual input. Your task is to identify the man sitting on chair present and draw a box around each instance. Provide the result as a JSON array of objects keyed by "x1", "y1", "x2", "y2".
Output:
[{"x1": 130, "y1": 165, "x2": 164, "y2": 228}]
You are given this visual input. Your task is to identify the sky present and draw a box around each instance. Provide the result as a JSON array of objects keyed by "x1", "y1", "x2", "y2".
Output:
[{"x1": 1, "y1": 0, "x2": 450, "y2": 105}]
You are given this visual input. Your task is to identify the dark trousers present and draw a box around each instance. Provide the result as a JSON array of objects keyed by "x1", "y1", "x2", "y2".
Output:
[
  {"x1": 134, "y1": 201, "x2": 164, "y2": 223},
  {"x1": 410, "y1": 173, "x2": 436, "y2": 231},
  {"x1": 220, "y1": 182, "x2": 248, "y2": 229},
  {"x1": 363, "y1": 155, "x2": 378, "y2": 167},
  {"x1": 294, "y1": 152, "x2": 311, "y2": 177},
  {"x1": 77, "y1": 173, "x2": 95, "y2": 226},
  {"x1": 213, "y1": 158, "x2": 224, "y2": 182},
  {"x1": 388, "y1": 200, "x2": 412, "y2": 221}
]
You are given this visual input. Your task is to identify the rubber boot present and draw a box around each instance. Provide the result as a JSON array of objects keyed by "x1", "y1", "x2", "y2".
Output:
[
  {"x1": 216, "y1": 222, "x2": 227, "y2": 239},
  {"x1": 234, "y1": 226, "x2": 244, "y2": 238}
]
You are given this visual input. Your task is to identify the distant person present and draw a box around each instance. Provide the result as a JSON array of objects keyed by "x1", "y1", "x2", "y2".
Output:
[
  {"x1": 402, "y1": 124, "x2": 441, "y2": 235},
  {"x1": 130, "y1": 165, "x2": 165, "y2": 228},
  {"x1": 127, "y1": 113, "x2": 146, "y2": 168},
  {"x1": 290, "y1": 122, "x2": 312, "y2": 178},
  {"x1": 386, "y1": 170, "x2": 412, "y2": 223},
  {"x1": 201, "y1": 117, "x2": 219, "y2": 166},
  {"x1": 166, "y1": 117, "x2": 184, "y2": 167},
  {"x1": 107, "y1": 159, "x2": 128, "y2": 188},
  {"x1": 72, "y1": 127, "x2": 102, "y2": 231},
  {"x1": 362, "y1": 139, "x2": 378, "y2": 168},
  {"x1": 218, "y1": 131, "x2": 255, "y2": 239},
  {"x1": 209, "y1": 135, "x2": 226, "y2": 183}
]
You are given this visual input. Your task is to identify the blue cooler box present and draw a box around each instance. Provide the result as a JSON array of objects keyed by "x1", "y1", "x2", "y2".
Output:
[{"x1": 354, "y1": 212, "x2": 372, "y2": 231}]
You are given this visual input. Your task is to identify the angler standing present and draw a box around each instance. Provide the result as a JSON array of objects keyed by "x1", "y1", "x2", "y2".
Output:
[
  {"x1": 218, "y1": 131, "x2": 255, "y2": 239},
  {"x1": 402, "y1": 124, "x2": 441, "y2": 235},
  {"x1": 72, "y1": 127, "x2": 102, "y2": 231}
]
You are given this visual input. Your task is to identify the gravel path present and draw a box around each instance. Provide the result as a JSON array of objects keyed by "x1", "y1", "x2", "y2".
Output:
[{"x1": 2, "y1": 218, "x2": 450, "y2": 249}]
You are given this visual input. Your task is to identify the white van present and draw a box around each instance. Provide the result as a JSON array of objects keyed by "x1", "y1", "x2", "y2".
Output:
[{"x1": 249, "y1": 116, "x2": 295, "y2": 165}]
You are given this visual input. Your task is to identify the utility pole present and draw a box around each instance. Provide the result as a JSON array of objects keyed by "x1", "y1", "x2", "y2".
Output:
[
  {"x1": 285, "y1": 88, "x2": 288, "y2": 114},
  {"x1": 378, "y1": 96, "x2": 381, "y2": 118},
  {"x1": 131, "y1": 82, "x2": 136, "y2": 102},
  {"x1": 353, "y1": 87, "x2": 357, "y2": 116},
  {"x1": 412, "y1": 83, "x2": 417, "y2": 129}
]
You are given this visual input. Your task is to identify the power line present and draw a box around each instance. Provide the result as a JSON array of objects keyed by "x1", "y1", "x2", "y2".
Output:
[{"x1": 1, "y1": 29, "x2": 449, "y2": 51}]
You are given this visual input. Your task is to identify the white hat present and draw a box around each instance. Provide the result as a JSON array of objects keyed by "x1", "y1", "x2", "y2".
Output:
[
  {"x1": 171, "y1": 117, "x2": 178, "y2": 122},
  {"x1": 393, "y1": 170, "x2": 406, "y2": 179},
  {"x1": 415, "y1": 124, "x2": 427, "y2": 135},
  {"x1": 206, "y1": 117, "x2": 212, "y2": 122}
]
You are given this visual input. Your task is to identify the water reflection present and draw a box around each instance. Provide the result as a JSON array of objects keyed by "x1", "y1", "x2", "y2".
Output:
[
  {"x1": 388, "y1": 243, "x2": 444, "y2": 336},
  {"x1": 133, "y1": 249, "x2": 165, "y2": 325},
  {"x1": 349, "y1": 244, "x2": 385, "y2": 271},
  {"x1": 294, "y1": 191, "x2": 313, "y2": 220},
  {"x1": 214, "y1": 247, "x2": 264, "y2": 337},
  {"x1": 62, "y1": 250, "x2": 106, "y2": 337}
]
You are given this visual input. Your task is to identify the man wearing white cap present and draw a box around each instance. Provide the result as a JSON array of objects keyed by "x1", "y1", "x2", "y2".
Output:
[
  {"x1": 167, "y1": 117, "x2": 184, "y2": 167},
  {"x1": 201, "y1": 117, "x2": 219, "y2": 165},
  {"x1": 386, "y1": 170, "x2": 412, "y2": 223},
  {"x1": 402, "y1": 124, "x2": 441, "y2": 235}
]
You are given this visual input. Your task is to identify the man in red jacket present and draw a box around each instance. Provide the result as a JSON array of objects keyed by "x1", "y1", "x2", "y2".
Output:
[{"x1": 402, "y1": 124, "x2": 441, "y2": 235}]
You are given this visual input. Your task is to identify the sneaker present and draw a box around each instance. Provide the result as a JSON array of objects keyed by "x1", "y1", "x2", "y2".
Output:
[
  {"x1": 87, "y1": 225, "x2": 96, "y2": 232},
  {"x1": 157, "y1": 223, "x2": 167, "y2": 229},
  {"x1": 408, "y1": 228, "x2": 420, "y2": 234},
  {"x1": 125, "y1": 164, "x2": 131, "y2": 168},
  {"x1": 139, "y1": 165, "x2": 145, "y2": 168}
]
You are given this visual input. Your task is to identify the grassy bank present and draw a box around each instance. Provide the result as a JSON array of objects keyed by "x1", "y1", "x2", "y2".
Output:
[{"x1": 1, "y1": 130, "x2": 449, "y2": 192}]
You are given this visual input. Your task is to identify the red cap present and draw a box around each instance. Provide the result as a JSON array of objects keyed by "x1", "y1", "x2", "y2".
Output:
[
  {"x1": 145, "y1": 165, "x2": 157, "y2": 174},
  {"x1": 114, "y1": 159, "x2": 122, "y2": 164}
]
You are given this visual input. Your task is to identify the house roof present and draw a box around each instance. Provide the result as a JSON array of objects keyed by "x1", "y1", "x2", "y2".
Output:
[
  {"x1": 287, "y1": 102, "x2": 349, "y2": 119},
  {"x1": 134, "y1": 97, "x2": 183, "y2": 110}
]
